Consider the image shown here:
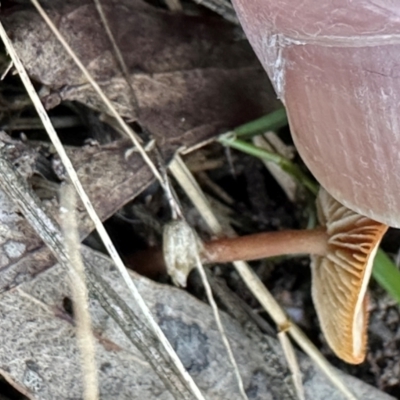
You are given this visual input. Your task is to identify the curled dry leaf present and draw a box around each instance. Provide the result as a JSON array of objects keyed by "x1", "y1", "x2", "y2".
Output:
[{"x1": 2, "y1": 0, "x2": 280, "y2": 154}]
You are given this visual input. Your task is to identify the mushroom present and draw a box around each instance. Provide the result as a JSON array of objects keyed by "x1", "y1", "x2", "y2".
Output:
[
  {"x1": 204, "y1": 189, "x2": 388, "y2": 363},
  {"x1": 128, "y1": 188, "x2": 388, "y2": 363},
  {"x1": 230, "y1": 0, "x2": 400, "y2": 227}
]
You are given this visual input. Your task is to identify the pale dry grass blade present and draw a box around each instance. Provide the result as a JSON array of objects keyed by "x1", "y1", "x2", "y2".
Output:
[
  {"x1": 169, "y1": 155, "x2": 222, "y2": 235},
  {"x1": 1, "y1": 60, "x2": 13, "y2": 80},
  {"x1": 194, "y1": 252, "x2": 249, "y2": 400},
  {"x1": 191, "y1": 0, "x2": 239, "y2": 24},
  {"x1": 169, "y1": 153, "x2": 358, "y2": 400},
  {"x1": 253, "y1": 134, "x2": 297, "y2": 202},
  {"x1": 92, "y1": 0, "x2": 140, "y2": 115},
  {"x1": 31, "y1": 0, "x2": 182, "y2": 217},
  {"x1": 278, "y1": 331, "x2": 305, "y2": 400},
  {"x1": 60, "y1": 185, "x2": 99, "y2": 400},
  {"x1": 0, "y1": 148, "x2": 202, "y2": 400},
  {"x1": 0, "y1": 22, "x2": 205, "y2": 400}
]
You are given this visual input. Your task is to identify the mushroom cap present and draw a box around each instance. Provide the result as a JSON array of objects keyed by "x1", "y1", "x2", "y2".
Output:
[
  {"x1": 231, "y1": 0, "x2": 400, "y2": 227},
  {"x1": 311, "y1": 189, "x2": 388, "y2": 364}
]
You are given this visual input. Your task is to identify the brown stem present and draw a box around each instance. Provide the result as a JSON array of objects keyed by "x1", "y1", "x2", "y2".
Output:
[
  {"x1": 202, "y1": 228, "x2": 328, "y2": 264},
  {"x1": 126, "y1": 228, "x2": 328, "y2": 277}
]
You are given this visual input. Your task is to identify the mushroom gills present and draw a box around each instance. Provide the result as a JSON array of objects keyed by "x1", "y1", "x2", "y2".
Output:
[
  {"x1": 352, "y1": 243, "x2": 378, "y2": 358},
  {"x1": 311, "y1": 189, "x2": 388, "y2": 364}
]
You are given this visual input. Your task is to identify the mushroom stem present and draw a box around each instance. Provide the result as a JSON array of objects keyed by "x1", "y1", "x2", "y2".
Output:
[
  {"x1": 202, "y1": 227, "x2": 328, "y2": 264},
  {"x1": 127, "y1": 227, "x2": 329, "y2": 277}
]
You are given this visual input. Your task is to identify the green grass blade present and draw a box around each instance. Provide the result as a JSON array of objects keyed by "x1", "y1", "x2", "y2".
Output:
[
  {"x1": 373, "y1": 249, "x2": 400, "y2": 304},
  {"x1": 234, "y1": 108, "x2": 288, "y2": 139},
  {"x1": 218, "y1": 135, "x2": 318, "y2": 195}
]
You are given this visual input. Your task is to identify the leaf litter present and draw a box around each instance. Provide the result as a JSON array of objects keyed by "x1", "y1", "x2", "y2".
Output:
[{"x1": 0, "y1": 0, "x2": 398, "y2": 399}]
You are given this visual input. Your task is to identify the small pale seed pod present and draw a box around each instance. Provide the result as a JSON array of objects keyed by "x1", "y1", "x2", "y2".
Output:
[{"x1": 163, "y1": 220, "x2": 202, "y2": 287}]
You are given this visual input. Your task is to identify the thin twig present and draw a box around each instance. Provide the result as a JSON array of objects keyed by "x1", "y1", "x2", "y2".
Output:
[
  {"x1": 277, "y1": 331, "x2": 305, "y2": 400},
  {"x1": 92, "y1": 0, "x2": 140, "y2": 117},
  {"x1": 168, "y1": 153, "x2": 357, "y2": 400},
  {"x1": 1, "y1": 60, "x2": 13, "y2": 80},
  {"x1": 2, "y1": 116, "x2": 81, "y2": 131},
  {"x1": 0, "y1": 21, "x2": 205, "y2": 400},
  {"x1": 169, "y1": 155, "x2": 222, "y2": 235},
  {"x1": 194, "y1": 250, "x2": 248, "y2": 399},
  {"x1": 60, "y1": 185, "x2": 99, "y2": 400}
]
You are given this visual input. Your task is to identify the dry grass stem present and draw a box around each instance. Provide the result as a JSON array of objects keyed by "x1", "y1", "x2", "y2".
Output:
[
  {"x1": 194, "y1": 252, "x2": 249, "y2": 399},
  {"x1": 169, "y1": 153, "x2": 358, "y2": 400},
  {"x1": 197, "y1": 171, "x2": 235, "y2": 205},
  {"x1": 191, "y1": 0, "x2": 239, "y2": 24},
  {"x1": 17, "y1": 289, "x2": 57, "y2": 315},
  {"x1": 278, "y1": 331, "x2": 305, "y2": 400},
  {"x1": 0, "y1": 20, "x2": 205, "y2": 400},
  {"x1": 60, "y1": 185, "x2": 99, "y2": 400},
  {"x1": 169, "y1": 155, "x2": 223, "y2": 235},
  {"x1": 1, "y1": 60, "x2": 13, "y2": 80},
  {"x1": 253, "y1": 134, "x2": 298, "y2": 202},
  {"x1": 92, "y1": 0, "x2": 140, "y2": 115}
]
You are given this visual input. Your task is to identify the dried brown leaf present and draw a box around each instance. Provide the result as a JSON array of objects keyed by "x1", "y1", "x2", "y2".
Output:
[
  {"x1": 2, "y1": 0, "x2": 280, "y2": 150},
  {"x1": 0, "y1": 134, "x2": 148, "y2": 291}
]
